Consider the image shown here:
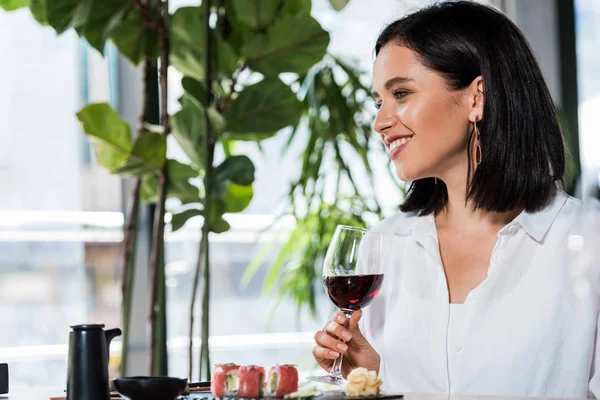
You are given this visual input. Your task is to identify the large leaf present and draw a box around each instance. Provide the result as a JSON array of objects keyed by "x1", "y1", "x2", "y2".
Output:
[
  {"x1": 172, "y1": 95, "x2": 226, "y2": 167},
  {"x1": 0, "y1": 0, "x2": 28, "y2": 11},
  {"x1": 221, "y1": 131, "x2": 278, "y2": 142},
  {"x1": 208, "y1": 183, "x2": 252, "y2": 233},
  {"x1": 172, "y1": 95, "x2": 207, "y2": 168},
  {"x1": 29, "y1": 0, "x2": 47, "y2": 24},
  {"x1": 80, "y1": 0, "x2": 132, "y2": 54},
  {"x1": 229, "y1": 0, "x2": 280, "y2": 29},
  {"x1": 243, "y1": 15, "x2": 329, "y2": 75},
  {"x1": 171, "y1": 6, "x2": 238, "y2": 80},
  {"x1": 182, "y1": 77, "x2": 208, "y2": 108},
  {"x1": 224, "y1": 79, "x2": 303, "y2": 134},
  {"x1": 46, "y1": 0, "x2": 93, "y2": 34},
  {"x1": 171, "y1": 207, "x2": 203, "y2": 232},
  {"x1": 214, "y1": 155, "x2": 255, "y2": 186},
  {"x1": 221, "y1": 183, "x2": 253, "y2": 213},
  {"x1": 208, "y1": 201, "x2": 231, "y2": 234},
  {"x1": 283, "y1": 0, "x2": 311, "y2": 16},
  {"x1": 76, "y1": 103, "x2": 132, "y2": 171},
  {"x1": 328, "y1": 0, "x2": 350, "y2": 11},
  {"x1": 110, "y1": 6, "x2": 159, "y2": 64},
  {"x1": 112, "y1": 133, "x2": 167, "y2": 176},
  {"x1": 140, "y1": 160, "x2": 199, "y2": 204}
]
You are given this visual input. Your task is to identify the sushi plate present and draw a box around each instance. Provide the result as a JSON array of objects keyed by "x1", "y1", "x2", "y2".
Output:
[{"x1": 181, "y1": 390, "x2": 403, "y2": 400}]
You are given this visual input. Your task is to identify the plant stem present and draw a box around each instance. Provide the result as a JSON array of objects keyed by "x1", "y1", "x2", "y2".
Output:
[
  {"x1": 121, "y1": 57, "x2": 153, "y2": 377},
  {"x1": 149, "y1": 0, "x2": 170, "y2": 376},
  {"x1": 199, "y1": 0, "x2": 214, "y2": 382},
  {"x1": 120, "y1": 178, "x2": 141, "y2": 377}
]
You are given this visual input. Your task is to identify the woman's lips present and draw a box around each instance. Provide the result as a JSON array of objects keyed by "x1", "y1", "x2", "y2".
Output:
[{"x1": 389, "y1": 137, "x2": 412, "y2": 160}]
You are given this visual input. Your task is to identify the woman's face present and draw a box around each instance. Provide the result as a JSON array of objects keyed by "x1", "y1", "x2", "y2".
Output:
[{"x1": 372, "y1": 44, "x2": 478, "y2": 182}]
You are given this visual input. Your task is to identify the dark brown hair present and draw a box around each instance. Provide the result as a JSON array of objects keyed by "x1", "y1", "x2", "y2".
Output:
[{"x1": 376, "y1": 1, "x2": 565, "y2": 215}]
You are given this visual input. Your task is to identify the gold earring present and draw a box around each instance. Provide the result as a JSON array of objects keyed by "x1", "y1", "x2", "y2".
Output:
[
  {"x1": 474, "y1": 120, "x2": 482, "y2": 165},
  {"x1": 434, "y1": 177, "x2": 437, "y2": 184}
]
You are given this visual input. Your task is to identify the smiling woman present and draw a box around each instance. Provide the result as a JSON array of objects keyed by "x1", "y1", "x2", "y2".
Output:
[{"x1": 312, "y1": 1, "x2": 600, "y2": 398}]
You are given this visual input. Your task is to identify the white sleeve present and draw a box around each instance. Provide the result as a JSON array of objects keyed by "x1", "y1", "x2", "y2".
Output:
[
  {"x1": 589, "y1": 311, "x2": 600, "y2": 398},
  {"x1": 358, "y1": 293, "x2": 388, "y2": 386}
]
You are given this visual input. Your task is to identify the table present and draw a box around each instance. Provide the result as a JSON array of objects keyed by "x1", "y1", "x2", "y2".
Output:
[{"x1": 0, "y1": 389, "x2": 586, "y2": 400}]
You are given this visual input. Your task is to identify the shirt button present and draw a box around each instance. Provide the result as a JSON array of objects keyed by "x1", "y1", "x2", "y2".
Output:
[
  {"x1": 508, "y1": 225, "x2": 516, "y2": 234},
  {"x1": 455, "y1": 344, "x2": 463, "y2": 352},
  {"x1": 493, "y1": 254, "x2": 501, "y2": 262}
]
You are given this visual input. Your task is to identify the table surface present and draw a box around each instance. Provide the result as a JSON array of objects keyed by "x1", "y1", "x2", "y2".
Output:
[{"x1": 0, "y1": 388, "x2": 587, "y2": 400}]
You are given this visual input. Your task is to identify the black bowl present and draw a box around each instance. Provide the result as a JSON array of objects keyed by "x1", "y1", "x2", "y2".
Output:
[{"x1": 113, "y1": 376, "x2": 188, "y2": 400}]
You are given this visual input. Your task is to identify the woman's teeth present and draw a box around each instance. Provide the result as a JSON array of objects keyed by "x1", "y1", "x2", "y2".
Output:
[{"x1": 389, "y1": 136, "x2": 413, "y2": 152}]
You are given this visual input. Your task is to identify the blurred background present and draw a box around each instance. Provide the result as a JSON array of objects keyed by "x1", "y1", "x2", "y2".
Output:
[{"x1": 0, "y1": 0, "x2": 598, "y2": 389}]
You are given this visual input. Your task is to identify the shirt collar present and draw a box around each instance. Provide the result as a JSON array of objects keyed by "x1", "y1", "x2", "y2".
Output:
[
  {"x1": 392, "y1": 188, "x2": 569, "y2": 242},
  {"x1": 513, "y1": 188, "x2": 568, "y2": 242}
]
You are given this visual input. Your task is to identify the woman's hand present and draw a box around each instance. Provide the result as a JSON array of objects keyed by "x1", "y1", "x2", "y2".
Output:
[{"x1": 312, "y1": 309, "x2": 381, "y2": 378}]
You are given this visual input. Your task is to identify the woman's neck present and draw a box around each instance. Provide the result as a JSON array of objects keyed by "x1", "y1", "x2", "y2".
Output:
[{"x1": 435, "y1": 163, "x2": 520, "y2": 232}]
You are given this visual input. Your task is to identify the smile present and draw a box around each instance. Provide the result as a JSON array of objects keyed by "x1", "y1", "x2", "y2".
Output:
[{"x1": 389, "y1": 136, "x2": 413, "y2": 159}]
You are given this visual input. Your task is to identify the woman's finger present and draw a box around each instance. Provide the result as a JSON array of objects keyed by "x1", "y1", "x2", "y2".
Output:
[
  {"x1": 324, "y1": 320, "x2": 353, "y2": 341},
  {"x1": 314, "y1": 330, "x2": 349, "y2": 353},
  {"x1": 312, "y1": 345, "x2": 340, "y2": 360}
]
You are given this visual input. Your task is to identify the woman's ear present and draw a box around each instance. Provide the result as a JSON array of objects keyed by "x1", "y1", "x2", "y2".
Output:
[{"x1": 468, "y1": 76, "x2": 484, "y2": 122}]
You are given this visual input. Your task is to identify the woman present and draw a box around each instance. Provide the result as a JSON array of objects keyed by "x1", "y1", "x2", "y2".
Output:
[{"x1": 312, "y1": 1, "x2": 598, "y2": 398}]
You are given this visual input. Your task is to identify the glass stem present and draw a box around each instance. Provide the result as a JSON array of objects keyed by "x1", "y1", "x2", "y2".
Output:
[{"x1": 329, "y1": 311, "x2": 353, "y2": 378}]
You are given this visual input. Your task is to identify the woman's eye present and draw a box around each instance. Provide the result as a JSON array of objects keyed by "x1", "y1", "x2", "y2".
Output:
[
  {"x1": 392, "y1": 89, "x2": 408, "y2": 100},
  {"x1": 375, "y1": 102, "x2": 382, "y2": 110}
]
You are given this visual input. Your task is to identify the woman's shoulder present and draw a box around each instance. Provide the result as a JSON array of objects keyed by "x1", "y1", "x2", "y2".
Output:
[{"x1": 370, "y1": 208, "x2": 425, "y2": 236}]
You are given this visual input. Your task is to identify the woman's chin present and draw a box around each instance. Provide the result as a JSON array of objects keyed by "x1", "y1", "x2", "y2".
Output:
[{"x1": 394, "y1": 165, "x2": 418, "y2": 182}]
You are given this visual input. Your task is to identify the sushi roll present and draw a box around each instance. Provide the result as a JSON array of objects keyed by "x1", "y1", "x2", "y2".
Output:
[
  {"x1": 211, "y1": 363, "x2": 241, "y2": 397},
  {"x1": 238, "y1": 365, "x2": 265, "y2": 398},
  {"x1": 266, "y1": 365, "x2": 298, "y2": 398}
]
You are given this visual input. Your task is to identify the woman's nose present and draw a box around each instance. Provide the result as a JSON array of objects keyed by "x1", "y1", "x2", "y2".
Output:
[{"x1": 373, "y1": 107, "x2": 396, "y2": 138}]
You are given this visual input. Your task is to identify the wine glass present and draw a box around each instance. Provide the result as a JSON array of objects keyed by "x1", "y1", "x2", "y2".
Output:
[{"x1": 307, "y1": 225, "x2": 386, "y2": 385}]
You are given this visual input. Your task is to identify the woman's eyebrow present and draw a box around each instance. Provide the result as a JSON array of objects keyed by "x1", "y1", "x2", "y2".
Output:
[{"x1": 372, "y1": 76, "x2": 413, "y2": 97}]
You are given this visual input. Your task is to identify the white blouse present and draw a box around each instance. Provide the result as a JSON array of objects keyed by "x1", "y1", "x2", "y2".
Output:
[{"x1": 360, "y1": 190, "x2": 600, "y2": 398}]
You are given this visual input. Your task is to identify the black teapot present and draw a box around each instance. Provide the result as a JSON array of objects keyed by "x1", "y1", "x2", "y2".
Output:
[{"x1": 66, "y1": 324, "x2": 121, "y2": 400}]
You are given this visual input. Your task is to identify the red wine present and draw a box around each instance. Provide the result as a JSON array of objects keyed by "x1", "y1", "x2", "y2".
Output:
[{"x1": 324, "y1": 274, "x2": 384, "y2": 312}]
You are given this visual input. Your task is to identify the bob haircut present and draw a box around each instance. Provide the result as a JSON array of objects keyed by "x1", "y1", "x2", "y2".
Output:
[{"x1": 375, "y1": 1, "x2": 565, "y2": 215}]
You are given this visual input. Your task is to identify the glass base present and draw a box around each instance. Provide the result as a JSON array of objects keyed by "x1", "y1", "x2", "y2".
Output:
[{"x1": 305, "y1": 374, "x2": 346, "y2": 386}]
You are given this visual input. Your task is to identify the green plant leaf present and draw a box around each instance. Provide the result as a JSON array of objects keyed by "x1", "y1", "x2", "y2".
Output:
[
  {"x1": 283, "y1": 0, "x2": 311, "y2": 16},
  {"x1": 171, "y1": 207, "x2": 203, "y2": 232},
  {"x1": 110, "y1": 6, "x2": 159, "y2": 64},
  {"x1": 182, "y1": 77, "x2": 208, "y2": 108},
  {"x1": 171, "y1": 6, "x2": 205, "y2": 80},
  {"x1": 229, "y1": 0, "x2": 281, "y2": 29},
  {"x1": 224, "y1": 79, "x2": 303, "y2": 133},
  {"x1": 140, "y1": 174, "x2": 158, "y2": 203},
  {"x1": 215, "y1": 33, "x2": 239, "y2": 78},
  {"x1": 209, "y1": 202, "x2": 231, "y2": 233},
  {"x1": 222, "y1": 183, "x2": 253, "y2": 213},
  {"x1": 172, "y1": 95, "x2": 207, "y2": 168},
  {"x1": 214, "y1": 155, "x2": 255, "y2": 186},
  {"x1": 243, "y1": 15, "x2": 329, "y2": 75},
  {"x1": 328, "y1": 0, "x2": 350, "y2": 11},
  {"x1": 140, "y1": 160, "x2": 200, "y2": 204},
  {"x1": 29, "y1": 0, "x2": 48, "y2": 24},
  {"x1": 221, "y1": 131, "x2": 278, "y2": 142},
  {"x1": 0, "y1": 0, "x2": 28, "y2": 11},
  {"x1": 45, "y1": 0, "x2": 93, "y2": 34},
  {"x1": 112, "y1": 133, "x2": 167, "y2": 176},
  {"x1": 76, "y1": 103, "x2": 132, "y2": 171},
  {"x1": 80, "y1": 0, "x2": 132, "y2": 55},
  {"x1": 167, "y1": 159, "x2": 200, "y2": 203},
  {"x1": 170, "y1": 6, "x2": 239, "y2": 80}
]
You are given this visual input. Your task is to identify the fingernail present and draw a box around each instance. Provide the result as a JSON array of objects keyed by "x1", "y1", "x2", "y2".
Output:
[
  {"x1": 337, "y1": 343, "x2": 348, "y2": 352},
  {"x1": 342, "y1": 331, "x2": 352, "y2": 341},
  {"x1": 337, "y1": 314, "x2": 345, "y2": 323},
  {"x1": 329, "y1": 351, "x2": 340, "y2": 357}
]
